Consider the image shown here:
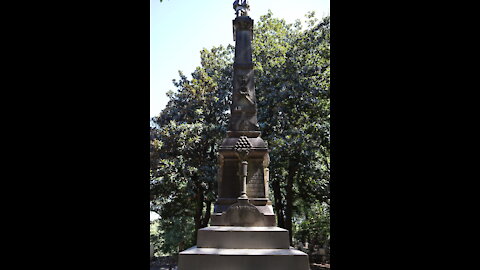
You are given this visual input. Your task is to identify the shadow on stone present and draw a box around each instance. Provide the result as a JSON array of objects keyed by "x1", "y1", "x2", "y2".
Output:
[{"x1": 223, "y1": 200, "x2": 265, "y2": 226}]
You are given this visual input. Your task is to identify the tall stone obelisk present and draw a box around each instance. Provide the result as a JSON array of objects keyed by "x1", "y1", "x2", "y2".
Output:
[
  {"x1": 178, "y1": 2, "x2": 310, "y2": 269},
  {"x1": 209, "y1": 0, "x2": 275, "y2": 227}
]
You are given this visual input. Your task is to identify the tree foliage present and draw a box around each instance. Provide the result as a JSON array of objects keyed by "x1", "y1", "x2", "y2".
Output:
[
  {"x1": 150, "y1": 11, "x2": 330, "y2": 260},
  {"x1": 150, "y1": 45, "x2": 234, "y2": 254},
  {"x1": 253, "y1": 11, "x2": 330, "y2": 244}
]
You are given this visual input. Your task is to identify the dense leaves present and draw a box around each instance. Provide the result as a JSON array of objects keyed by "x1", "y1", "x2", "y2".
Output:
[
  {"x1": 150, "y1": 45, "x2": 234, "y2": 255},
  {"x1": 253, "y1": 11, "x2": 330, "y2": 245},
  {"x1": 150, "y1": 11, "x2": 329, "y2": 261}
]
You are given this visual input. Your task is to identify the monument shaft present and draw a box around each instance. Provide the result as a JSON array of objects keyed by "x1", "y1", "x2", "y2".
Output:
[
  {"x1": 210, "y1": 14, "x2": 275, "y2": 227},
  {"x1": 229, "y1": 16, "x2": 259, "y2": 134}
]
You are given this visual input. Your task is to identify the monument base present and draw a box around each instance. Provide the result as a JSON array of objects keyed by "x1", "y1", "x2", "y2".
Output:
[
  {"x1": 210, "y1": 205, "x2": 276, "y2": 227},
  {"x1": 178, "y1": 247, "x2": 309, "y2": 270},
  {"x1": 178, "y1": 226, "x2": 310, "y2": 270}
]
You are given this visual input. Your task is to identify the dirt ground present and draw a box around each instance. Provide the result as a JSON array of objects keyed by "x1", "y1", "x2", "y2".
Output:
[{"x1": 150, "y1": 257, "x2": 177, "y2": 270}]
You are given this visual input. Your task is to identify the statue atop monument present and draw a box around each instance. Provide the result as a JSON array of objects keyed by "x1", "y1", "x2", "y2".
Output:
[{"x1": 233, "y1": 0, "x2": 250, "y2": 17}]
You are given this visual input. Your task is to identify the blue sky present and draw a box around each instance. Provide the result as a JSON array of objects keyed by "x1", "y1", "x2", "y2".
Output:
[{"x1": 150, "y1": 0, "x2": 330, "y2": 117}]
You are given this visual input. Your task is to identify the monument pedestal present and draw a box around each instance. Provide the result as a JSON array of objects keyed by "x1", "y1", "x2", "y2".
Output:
[{"x1": 178, "y1": 226, "x2": 310, "y2": 270}]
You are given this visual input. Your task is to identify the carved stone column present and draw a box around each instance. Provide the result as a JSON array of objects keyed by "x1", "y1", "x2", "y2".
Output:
[{"x1": 210, "y1": 15, "x2": 275, "y2": 227}]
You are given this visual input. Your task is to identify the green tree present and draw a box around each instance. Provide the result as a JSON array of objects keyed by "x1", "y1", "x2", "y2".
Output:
[
  {"x1": 294, "y1": 201, "x2": 330, "y2": 261},
  {"x1": 150, "y1": 45, "x2": 233, "y2": 255},
  {"x1": 253, "y1": 11, "x2": 330, "y2": 244}
]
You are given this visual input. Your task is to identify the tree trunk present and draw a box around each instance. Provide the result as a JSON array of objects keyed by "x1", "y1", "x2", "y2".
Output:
[
  {"x1": 285, "y1": 159, "x2": 297, "y2": 245},
  {"x1": 193, "y1": 178, "x2": 204, "y2": 242},
  {"x1": 201, "y1": 200, "x2": 212, "y2": 228},
  {"x1": 305, "y1": 207, "x2": 313, "y2": 253},
  {"x1": 272, "y1": 178, "x2": 285, "y2": 228}
]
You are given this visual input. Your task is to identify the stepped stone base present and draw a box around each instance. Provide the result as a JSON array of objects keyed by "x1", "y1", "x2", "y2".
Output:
[
  {"x1": 197, "y1": 226, "x2": 290, "y2": 249},
  {"x1": 178, "y1": 226, "x2": 310, "y2": 270},
  {"x1": 210, "y1": 209, "x2": 276, "y2": 226},
  {"x1": 178, "y1": 247, "x2": 309, "y2": 270}
]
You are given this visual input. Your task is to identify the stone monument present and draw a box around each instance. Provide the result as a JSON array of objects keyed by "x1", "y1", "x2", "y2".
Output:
[{"x1": 178, "y1": 2, "x2": 310, "y2": 269}]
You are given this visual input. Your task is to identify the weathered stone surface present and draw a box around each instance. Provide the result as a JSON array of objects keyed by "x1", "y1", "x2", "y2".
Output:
[
  {"x1": 213, "y1": 133, "x2": 274, "y2": 224},
  {"x1": 216, "y1": 158, "x2": 240, "y2": 200},
  {"x1": 196, "y1": 226, "x2": 290, "y2": 249},
  {"x1": 229, "y1": 16, "x2": 257, "y2": 134},
  {"x1": 219, "y1": 136, "x2": 268, "y2": 151},
  {"x1": 223, "y1": 200, "x2": 265, "y2": 226},
  {"x1": 178, "y1": 247, "x2": 310, "y2": 270},
  {"x1": 246, "y1": 161, "x2": 265, "y2": 197},
  {"x1": 210, "y1": 137, "x2": 276, "y2": 227},
  {"x1": 210, "y1": 211, "x2": 276, "y2": 227}
]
